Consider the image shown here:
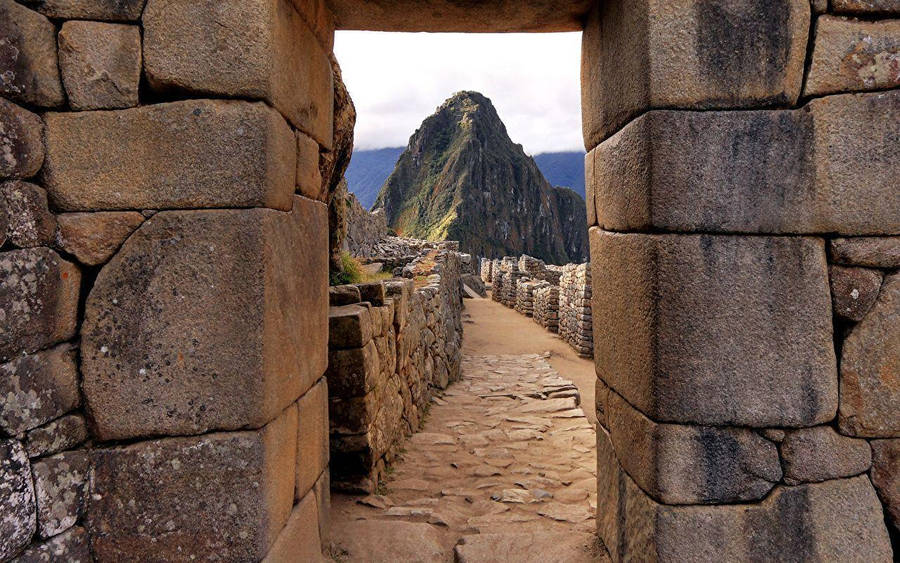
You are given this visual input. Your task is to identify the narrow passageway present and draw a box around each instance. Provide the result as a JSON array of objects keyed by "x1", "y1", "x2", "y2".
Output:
[{"x1": 328, "y1": 296, "x2": 604, "y2": 562}]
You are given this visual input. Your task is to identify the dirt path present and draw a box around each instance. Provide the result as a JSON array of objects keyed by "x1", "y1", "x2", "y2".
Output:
[
  {"x1": 328, "y1": 298, "x2": 604, "y2": 562},
  {"x1": 461, "y1": 296, "x2": 598, "y2": 425}
]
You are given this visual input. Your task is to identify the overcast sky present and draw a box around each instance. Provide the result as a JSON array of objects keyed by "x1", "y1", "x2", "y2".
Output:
[{"x1": 334, "y1": 31, "x2": 584, "y2": 155}]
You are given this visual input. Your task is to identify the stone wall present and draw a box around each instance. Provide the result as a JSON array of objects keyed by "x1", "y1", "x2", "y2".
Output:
[
  {"x1": 343, "y1": 192, "x2": 387, "y2": 258},
  {"x1": 0, "y1": 0, "x2": 337, "y2": 559},
  {"x1": 533, "y1": 285, "x2": 561, "y2": 333},
  {"x1": 584, "y1": 1, "x2": 898, "y2": 560},
  {"x1": 558, "y1": 263, "x2": 593, "y2": 358},
  {"x1": 327, "y1": 249, "x2": 463, "y2": 492}
]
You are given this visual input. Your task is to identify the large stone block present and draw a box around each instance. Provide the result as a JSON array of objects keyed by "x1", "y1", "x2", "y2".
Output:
[
  {"x1": 32, "y1": 450, "x2": 88, "y2": 538},
  {"x1": 0, "y1": 0, "x2": 64, "y2": 107},
  {"x1": 582, "y1": 0, "x2": 809, "y2": 147},
  {"x1": 1, "y1": 181, "x2": 57, "y2": 248},
  {"x1": 0, "y1": 248, "x2": 80, "y2": 362},
  {"x1": 805, "y1": 16, "x2": 900, "y2": 96},
  {"x1": 591, "y1": 228, "x2": 836, "y2": 427},
  {"x1": 606, "y1": 390, "x2": 781, "y2": 504},
  {"x1": 43, "y1": 99, "x2": 295, "y2": 211},
  {"x1": 329, "y1": 304, "x2": 374, "y2": 349},
  {"x1": 830, "y1": 236, "x2": 900, "y2": 268},
  {"x1": 82, "y1": 197, "x2": 328, "y2": 440},
  {"x1": 781, "y1": 426, "x2": 871, "y2": 484},
  {"x1": 58, "y1": 21, "x2": 141, "y2": 110},
  {"x1": 839, "y1": 272, "x2": 900, "y2": 437},
  {"x1": 589, "y1": 91, "x2": 900, "y2": 235},
  {"x1": 0, "y1": 98, "x2": 44, "y2": 180},
  {"x1": 143, "y1": 0, "x2": 334, "y2": 147},
  {"x1": 326, "y1": 0, "x2": 590, "y2": 32},
  {"x1": 295, "y1": 378, "x2": 329, "y2": 501},
  {"x1": 832, "y1": 0, "x2": 900, "y2": 14},
  {"x1": 326, "y1": 340, "x2": 379, "y2": 398},
  {"x1": 597, "y1": 429, "x2": 893, "y2": 561},
  {"x1": 88, "y1": 407, "x2": 297, "y2": 561},
  {"x1": 262, "y1": 488, "x2": 323, "y2": 563},
  {"x1": 0, "y1": 344, "x2": 79, "y2": 436},
  {"x1": 0, "y1": 440, "x2": 36, "y2": 561},
  {"x1": 21, "y1": 0, "x2": 147, "y2": 21},
  {"x1": 55, "y1": 211, "x2": 145, "y2": 266},
  {"x1": 296, "y1": 132, "x2": 324, "y2": 201},
  {"x1": 870, "y1": 439, "x2": 900, "y2": 533}
]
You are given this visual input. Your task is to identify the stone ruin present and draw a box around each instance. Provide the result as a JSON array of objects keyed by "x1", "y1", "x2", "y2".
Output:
[
  {"x1": 0, "y1": 0, "x2": 896, "y2": 561},
  {"x1": 558, "y1": 264, "x2": 593, "y2": 358},
  {"x1": 327, "y1": 249, "x2": 463, "y2": 492},
  {"x1": 484, "y1": 255, "x2": 594, "y2": 359}
]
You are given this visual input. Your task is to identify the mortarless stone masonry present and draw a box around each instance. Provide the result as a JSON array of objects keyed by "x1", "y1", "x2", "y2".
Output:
[
  {"x1": 327, "y1": 248, "x2": 463, "y2": 492},
  {"x1": 0, "y1": 0, "x2": 897, "y2": 560}
]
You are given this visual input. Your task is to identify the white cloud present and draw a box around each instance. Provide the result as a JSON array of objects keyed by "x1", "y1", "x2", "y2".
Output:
[{"x1": 334, "y1": 31, "x2": 584, "y2": 155}]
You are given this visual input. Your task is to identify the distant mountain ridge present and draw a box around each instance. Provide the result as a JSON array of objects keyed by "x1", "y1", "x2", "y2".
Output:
[
  {"x1": 370, "y1": 91, "x2": 588, "y2": 264},
  {"x1": 347, "y1": 149, "x2": 586, "y2": 208},
  {"x1": 345, "y1": 147, "x2": 404, "y2": 208}
]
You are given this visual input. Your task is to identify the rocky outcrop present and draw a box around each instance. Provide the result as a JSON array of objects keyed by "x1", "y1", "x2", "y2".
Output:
[
  {"x1": 343, "y1": 192, "x2": 387, "y2": 257},
  {"x1": 373, "y1": 91, "x2": 588, "y2": 264}
]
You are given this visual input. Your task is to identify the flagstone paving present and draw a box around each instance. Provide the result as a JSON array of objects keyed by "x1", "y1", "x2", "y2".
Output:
[{"x1": 329, "y1": 353, "x2": 606, "y2": 562}]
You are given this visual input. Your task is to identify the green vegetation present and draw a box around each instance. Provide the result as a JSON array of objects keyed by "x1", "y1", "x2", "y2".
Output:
[{"x1": 329, "y1": 252, "x2": 393, "y2": 286}]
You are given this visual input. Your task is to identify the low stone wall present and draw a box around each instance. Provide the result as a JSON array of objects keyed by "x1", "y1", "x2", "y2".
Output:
[
  {"x1": 533, "y1": 284, "x2": 561, "y2": 333},
  {"x1": 559, "y1": 263, "x2": 593, "y2": 358},
  {"x1": 327, "y1": 250, "x2": 463, "y2": 492},
  {"x1": 480, "y1": 257, "x2": 493, "y2": 283}
]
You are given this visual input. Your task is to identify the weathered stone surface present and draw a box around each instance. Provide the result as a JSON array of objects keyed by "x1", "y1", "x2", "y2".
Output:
[
  {"x1": 0, "y1": 0, "x2": 64, "y2": 107},
  {"x1": 88, "y1": 407, "x2": 297, "y2": 561},
  {"x1": 0, "y1": 344, "x2": 79, "y2": 436},
  {"x1": 0, "y1": 249, "x2": 80, "y2": 362},
  {"x1": 312, "y1": 468, "x2": 330, "y2": 542},
  {"x1": 55, "y1": 211, "x2": 144, "y2": 266},
  {"x1": 830, "y1": 236, "x2": 900, "y2": 268},
  {"x1": 328, "y1": 520, "x2": 444, "y2": 563},
  {"x1": 43, "y1": 99, "x2": 295, "y2": 211},
  {"x1": 830, "y1": 265, "x2": 883, "y2": 322},
  {"x1": 811, "y1": 0, "x2": 828, "y2": 12},
  {"x1": 357, "y1": 282, "x2": 386, "y2": 306},
  {"x1": 0, "y1": 98, "x2": 44, "y2": 180},
  {"x1": 32, "y1": 450, "x2": 88, "y2": 538},
  {"x1": 781, "y1": 426, "x2": 871, "y2": 484},
  {"x1": 290, "y1": 0, "x2": 334, "y2": 51},
  {"x1": 143, "y1": 0, "x2": 334, "y2": 147},
  {"x1": 582, "y1": 0, "x2": 810, "y2": 147},
  {"x1": 11, "y1": 525, "x2": 91, "y2": 563},
  {"x1": 24, "y1": 413, "x2": 88, "y2": 458},
  {"x1": 591, "y1": 229, "x2": 836, "y2": 427},
  {"x1": 22, "y1": 0, "x2": 147, "y2": 21},
  {"x1": 262, "y1": 489, "x2": 323, "y2": 562},
  {"x1": 597, "y1": 428, "x2": 892, "y2": 561},
  {"x1": 0, "y1": 439, "x2": 36, "y2": 561},
  {"x1": 806, "y1": 17, "x2": 900, "y2": 96},
  {"x1": 840, "y1": 272, "x2": 900, "y2": 437},
  {"x1": 870, "y1": 439, "x2": 900, "y2": 532},
  {"x1": 606, "y1": 390, "x2": 781, "y2": 504},
  {"x1": 329, "y1": 304, "x2": 374, "y2": 349},
  {"x1": 590, "y1": 91, "x2": 900, "y2": 235},
  {"x1": 58, "y1": 21, "x2": 141, "y2": 110},
  {"x1": 1, "y1": 181, "x2": 57, "y2": 248},
  {"x1": 454, "y1": 532, "x2": 599, "y2": 563},
  {"x1": 296, "y1": 378, "x2": 329, "y2": 501},
  {"x1": 832, "y1": 0, "x2": 900, "y2": 14},
  {"x1": 297, "y1": 132, "x2": 324, "y2": 201},
  {"x1": 82, "y1": 197, "x2": 328, "y2": 440},
  {"x1": 329, "y1": 284, "x2": 361, "y2": 306},
  {"x1": 328, "y1": 0, "x2": 593, "y2": 32},
  {"x1": 326, "y1": 340, "x2": 378, "y2": 398}
]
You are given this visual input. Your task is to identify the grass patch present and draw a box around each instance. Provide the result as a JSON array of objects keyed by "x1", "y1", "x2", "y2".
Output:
[{"x1": 330, "y1": 252, "x2": 394, "y2": 286}]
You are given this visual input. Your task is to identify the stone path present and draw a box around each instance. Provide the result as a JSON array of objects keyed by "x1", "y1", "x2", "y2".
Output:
[{"x1": 329, "y1": 353, "x2": 605, "y2": 562}]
